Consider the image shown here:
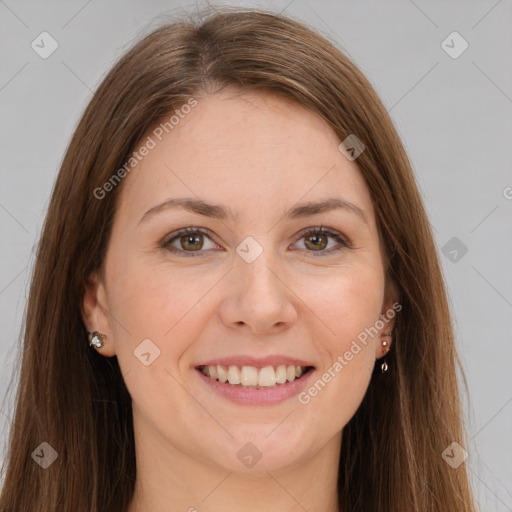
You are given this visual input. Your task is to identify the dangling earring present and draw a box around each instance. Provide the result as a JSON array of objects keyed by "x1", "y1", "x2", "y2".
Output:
[
  {"x1": 380, "y1": 332, "x2": 392, "y2": 373},
  {"x1": 88, "y1": 331, "x2": 106, "y2": 349}
]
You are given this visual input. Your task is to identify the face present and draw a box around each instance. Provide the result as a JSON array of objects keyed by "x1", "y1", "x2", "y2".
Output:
[{"x1": 83, "y1": 88, "x2": 396, "y2": 473}]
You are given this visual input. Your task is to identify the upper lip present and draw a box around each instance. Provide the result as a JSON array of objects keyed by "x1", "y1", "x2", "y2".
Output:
[{"x1": 195, "y1": 355, "x2": 315, "y2": 369}]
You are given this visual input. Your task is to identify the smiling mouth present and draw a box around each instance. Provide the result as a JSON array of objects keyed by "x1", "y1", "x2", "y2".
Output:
[{"x1": 196, "y1": 364, "x2": 315, "y2": 389}]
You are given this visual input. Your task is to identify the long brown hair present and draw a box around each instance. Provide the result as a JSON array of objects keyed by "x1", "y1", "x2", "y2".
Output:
[{"x1": 0, "y1": 6, "x2": 477, "y2": 511}]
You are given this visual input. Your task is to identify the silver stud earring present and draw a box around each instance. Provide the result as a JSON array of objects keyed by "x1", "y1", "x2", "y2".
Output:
[{"x1": 88, "y1": 331, "x2": 106, "y2": 349}]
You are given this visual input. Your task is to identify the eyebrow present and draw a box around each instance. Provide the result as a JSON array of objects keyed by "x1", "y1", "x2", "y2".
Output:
[{"x1": 138, "y1": 197, "x2": 368, "y2": 225}]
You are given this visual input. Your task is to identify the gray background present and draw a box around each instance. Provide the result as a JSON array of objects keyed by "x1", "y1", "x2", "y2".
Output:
[{"x1": 1, "y1": 0, "x2": 511, "y2": 510}]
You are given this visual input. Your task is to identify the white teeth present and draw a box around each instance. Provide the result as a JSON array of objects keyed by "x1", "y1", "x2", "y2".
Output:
[
  {"x1": 276, "y1": 365, "x2": 287, "y2": 384},
  {"x1": 208, "y1": 365, "x2": 218, "y2": 380},
  {"x1": 241, "y1": 366, "x2": 258, "y2": 386},
  {"x1": 227, "y1": 365, "x2": 241, "y2": 385},
  {"x1": 258, "y1": 366, "x2": 277, "y2": 387},
  {"x1": 217, "y1": 365, "x2": 228, "y2": 383},
  {"x1": 200, "y1": 364, "x2": 309, "y2": 387}
]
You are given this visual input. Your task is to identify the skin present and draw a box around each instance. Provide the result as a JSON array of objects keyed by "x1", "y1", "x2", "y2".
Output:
[{"x1": 82, "y1": 88, "x2": 397, "y2": 512}]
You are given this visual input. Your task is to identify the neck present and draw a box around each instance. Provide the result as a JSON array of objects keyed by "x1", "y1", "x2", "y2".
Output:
[{"x1": 126, "y1": 416, "x2": 342, "y2": 512}]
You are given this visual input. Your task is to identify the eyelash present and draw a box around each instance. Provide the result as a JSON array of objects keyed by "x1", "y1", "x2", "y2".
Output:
[{"x1": 161, "y1": 225, "x2": 351, "y2": 257}]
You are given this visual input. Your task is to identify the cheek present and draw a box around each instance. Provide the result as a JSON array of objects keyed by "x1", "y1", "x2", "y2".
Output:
[
  {"x1": 312, "y1": 262, "x2": 384, "y2": 350},
  {"x1": 298, "y1": 265, "x2": 383, "y2": 427},
  {"x1": 106, "y1": 253, "x2": 220, "y2": 359},
  {"x1": 104, "y1": 256, "x2": 218, "y2": 422}
]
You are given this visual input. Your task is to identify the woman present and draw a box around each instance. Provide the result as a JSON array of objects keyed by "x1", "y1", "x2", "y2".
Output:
[{"x1": 0, "y1": 6, "x2": 477, "y2": 511}]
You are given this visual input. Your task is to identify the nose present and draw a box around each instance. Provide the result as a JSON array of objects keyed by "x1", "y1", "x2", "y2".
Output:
[{"x1": 217, "y1": 247, "x2": 298, "y2": 335}]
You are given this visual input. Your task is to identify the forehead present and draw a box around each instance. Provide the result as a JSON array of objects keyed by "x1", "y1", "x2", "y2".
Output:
[{"x1": 118, "y1": 89, "x2": 375, "y2": 225}]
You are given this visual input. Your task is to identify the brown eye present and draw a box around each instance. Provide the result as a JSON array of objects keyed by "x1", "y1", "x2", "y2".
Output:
[
  {"x1": 179, "y1": 233, "x2": 204, "y2": 251},
  {"x1": 294, "y1": 227, "x2": 349, "y2": 256},
  {"x1": 304, "y1": 232, "x2": 328, "y2": 251},
  {"x1": 163, "y1": 227, "x2": 218, "y2": 256}
]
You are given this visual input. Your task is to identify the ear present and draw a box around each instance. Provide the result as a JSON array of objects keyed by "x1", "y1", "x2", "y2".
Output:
[
  {"x1": 375, "y1": 277, "x2": 401, "y2": 359},
  {"x1": 81, "y1": 271, "x2": 116, "y2": 357}
]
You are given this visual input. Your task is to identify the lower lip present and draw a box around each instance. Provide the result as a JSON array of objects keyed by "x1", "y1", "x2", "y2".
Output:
[{"x1": 195, "y1": 368, "x2": 316, "y2": 406}]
